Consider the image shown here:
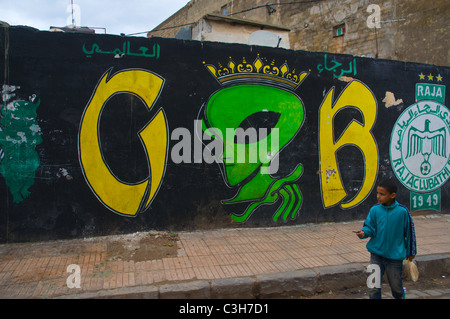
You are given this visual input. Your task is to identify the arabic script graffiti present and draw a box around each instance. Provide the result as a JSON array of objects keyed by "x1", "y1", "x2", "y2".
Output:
[
  {"x1": 317, "y1": 54, "x2": 357, "y2": 79},
  {"x1": 82, "y1": 41, "x2": 160, "y2": 59}
]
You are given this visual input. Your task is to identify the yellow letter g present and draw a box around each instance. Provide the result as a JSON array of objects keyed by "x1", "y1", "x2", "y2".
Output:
[{"x1": 79, "y1": 69, "x2": 168, "y2": 216}]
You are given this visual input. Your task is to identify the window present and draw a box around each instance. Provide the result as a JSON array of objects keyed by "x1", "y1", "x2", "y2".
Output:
[
  {"x1": 333, "y1": 24, "x2": 346, "y2": 37},
  {"x1": 221, "y1": 5, "x2": 228, "y2": 16}
]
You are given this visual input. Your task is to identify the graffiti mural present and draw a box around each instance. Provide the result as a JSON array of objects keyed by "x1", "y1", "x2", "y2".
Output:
[
  {"x1": 78, "y1": 68, "x2": 168, "y2": 217},
  {"x1": 390, "y1": 72, "x2": 449, "y2": 212},
  {"x1": 200, "y1": 56, "x2": 308, "y2": 222},
  {"x1": 390, "y1": 100, "x2": 449, "y2": 192},
  {"x1": 318, "y1": 80, "x2": 378, "y2": 209},
  {"x1": 0, "y1": 85, "x2": 42, "y2": 203},
  {"x1": 0, "y1": 26, "x2": 448, "y2": 243}
]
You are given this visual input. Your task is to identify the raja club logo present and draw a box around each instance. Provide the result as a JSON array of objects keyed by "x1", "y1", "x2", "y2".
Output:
[{"x1": 390, "y1": 100, "x2": 450, "y2": 192}]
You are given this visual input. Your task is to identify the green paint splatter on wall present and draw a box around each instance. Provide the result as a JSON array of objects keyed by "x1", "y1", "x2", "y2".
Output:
[{"x1": 0, "y1": 98, "x2": 42, "y2": 203}]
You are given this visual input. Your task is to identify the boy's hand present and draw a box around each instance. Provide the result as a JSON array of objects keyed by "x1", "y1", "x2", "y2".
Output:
[
  {"x1": 353, "y1": 230, "x2": 364, "y2": 238},
  {"x1": 407, "y1": 255, "x2": 415, "y2": 261}
]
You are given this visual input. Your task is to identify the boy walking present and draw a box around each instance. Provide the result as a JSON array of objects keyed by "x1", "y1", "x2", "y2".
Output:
[{"x1": 354, "y1": 179, "x2": 416, "y2": 299}]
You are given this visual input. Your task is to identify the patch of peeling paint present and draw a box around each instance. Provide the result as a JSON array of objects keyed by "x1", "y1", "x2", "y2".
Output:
[
  {"x1": 338, "y1": 76, "x2": 354, "y2": 82},
  {"x1": 326, "y1": 168, "x2": 337, "y2": 183},
  {"x1": 383, "y1": 91, "x2": 403, "y2": 108}
]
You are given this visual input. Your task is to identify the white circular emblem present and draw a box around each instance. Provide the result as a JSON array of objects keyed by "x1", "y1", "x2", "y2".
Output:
[{"x1": 390, "y1": 100, "x2": 450, "y2": 192}]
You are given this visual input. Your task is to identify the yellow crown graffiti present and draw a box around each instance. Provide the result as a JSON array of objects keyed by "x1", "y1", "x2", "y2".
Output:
[{"x1": 203, "y1": 55, "x2": 308, "y2": 90}]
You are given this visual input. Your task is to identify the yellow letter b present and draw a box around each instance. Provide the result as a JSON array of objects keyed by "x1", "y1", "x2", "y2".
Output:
[{"x1": 319, "y1": 80, "x2": 378, "y2": 209}]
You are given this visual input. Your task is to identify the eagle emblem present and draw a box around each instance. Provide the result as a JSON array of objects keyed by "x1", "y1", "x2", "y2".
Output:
[{"x1": 406, "y1": 119, "x2": 447, "y2": 175}]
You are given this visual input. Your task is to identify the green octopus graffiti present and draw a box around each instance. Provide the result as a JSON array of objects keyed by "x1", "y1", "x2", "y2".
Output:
[{"x1": 201, "y1": 56, "x2": 308, "y2": 222}]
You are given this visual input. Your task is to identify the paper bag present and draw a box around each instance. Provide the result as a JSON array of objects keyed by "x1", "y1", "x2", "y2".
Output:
[{"x1": 406, "y1": 260, "x2": 419, "y2": 282}]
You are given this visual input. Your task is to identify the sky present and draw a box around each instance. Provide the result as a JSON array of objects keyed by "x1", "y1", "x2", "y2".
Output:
[{"x1": 0, "y1": 0, "x2": 191, "y2": 36}]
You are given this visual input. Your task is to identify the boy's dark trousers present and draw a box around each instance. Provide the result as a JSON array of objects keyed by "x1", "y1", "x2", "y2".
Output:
[{"x1": 369, "y1": 253, "x2": 404, "y2": 299}]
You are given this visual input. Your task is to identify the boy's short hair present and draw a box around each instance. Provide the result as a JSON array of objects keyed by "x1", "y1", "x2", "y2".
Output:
[{"x1": 378, "y1": 178, "x2": 397, "y2": 194}]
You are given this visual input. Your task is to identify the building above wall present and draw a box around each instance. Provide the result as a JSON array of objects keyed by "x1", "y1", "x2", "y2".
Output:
[
  {"x1": 147, "y1": 0, "x2": 449, "y2": 66},
  {"x1": 191, "y1": 14, "x2": 290, "y2": 48}
]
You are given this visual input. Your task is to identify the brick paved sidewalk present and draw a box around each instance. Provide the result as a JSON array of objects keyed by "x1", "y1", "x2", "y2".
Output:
[{"x1": 0, "y1": 214, "x2": 448, "y2": 299}]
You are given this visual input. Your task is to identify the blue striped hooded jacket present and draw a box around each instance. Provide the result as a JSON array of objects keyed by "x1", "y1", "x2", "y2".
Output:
[{"x1": 360, "y1": 200, "x2": 417, "y2": 261}]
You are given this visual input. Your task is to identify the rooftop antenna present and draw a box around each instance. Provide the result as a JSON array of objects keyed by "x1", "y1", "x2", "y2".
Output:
[{"x1": 71, "y1": 0, "x2": 75, "y2": 27}]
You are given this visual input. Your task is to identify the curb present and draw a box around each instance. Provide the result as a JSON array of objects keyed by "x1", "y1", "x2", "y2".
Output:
[{"x1": 55, "y1": 253, "x2": 450, "y2": 299}]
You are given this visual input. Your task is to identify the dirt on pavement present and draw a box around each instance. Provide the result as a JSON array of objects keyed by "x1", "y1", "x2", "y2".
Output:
[{"x1": 105, "y1": 232, "x2": 180, "y2": 262}]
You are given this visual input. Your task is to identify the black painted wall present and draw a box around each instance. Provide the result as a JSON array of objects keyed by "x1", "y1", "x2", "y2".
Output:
[{"x1": 0, "y1": 26, "x2": 449, "y2": 243}]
